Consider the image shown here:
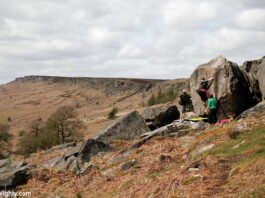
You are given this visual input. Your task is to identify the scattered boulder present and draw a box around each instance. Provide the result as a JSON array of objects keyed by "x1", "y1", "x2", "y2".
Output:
[
  {"x1": 159, "y1": 154, "x2": 172, "y2": 162},
  {"x1": 190, "y1": 144, "x2": 215, "y2": 158},
  {"x1": 0, "y1": 159, "x2": 26, "y2": 174},
  {"x1": 76, "y1": 162, "x2": 97, "y2": 176},
  {"x1": 45, "y1": 142, "x2": 76, "y2": 153},
  {"x1": 94, "y1": 111, "x2": 150, "y2": 143},
  {"x1": 52, "y1": 139, "x2": 111, "y2": 173},
  {"x1": 237, "y1": 100, "x2": 265, "y2": 119},
  {"x1": 191, "y1": 121, "x2": 208, "y2": 130},
  {"x1": 190, "y1": 56, "x2": 257, "y2": 118},
  {"x1": 78, "y1": 139, "x2": 111, "y2": 162},
  {"x1": 0, "y1": 160, "x2": 30, "y2": 189},
  {"x1": 143, "y1": 105, "x2": 180, "y2": 129},
  {"x1": 188, "y1": 168, "x2": 200, "y2": 172},
  {"x1": 119, "y1": 159, "x2": 137, "y2": 170}
]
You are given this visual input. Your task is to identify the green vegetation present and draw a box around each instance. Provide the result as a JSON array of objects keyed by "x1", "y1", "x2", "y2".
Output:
[
  {"x1": 205, "y1": 125, "x2": 265, "y2": 165},
  {"x1": 17, "y1": 128, "x2": 58, "y2": 155},
  {"x1": 108, "y1": 107, "x2": 118, "y2": 119},
  {"x1": 0, "y1": 123, "x2": 12, "y2": 159},
  {"x1": 147, "y1": 88, "x2": 177, "y2": 106},
  {"x1": 17, "y1": 105, "x2": 83, "y2": 155}
]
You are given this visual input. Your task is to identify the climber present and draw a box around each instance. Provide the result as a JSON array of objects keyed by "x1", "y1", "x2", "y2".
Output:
[
  {"x1": 196, "y1": 77, "x2": 214, "y2": 104},
  {"x1": 178, "y1": 89, "x2": 191, "y2": 122},
  {"x1": 204, "y1": 93, "x2": 217, "y2": 124}
]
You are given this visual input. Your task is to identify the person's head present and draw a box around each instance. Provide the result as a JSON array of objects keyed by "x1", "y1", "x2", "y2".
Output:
[
  {"x1": 209, "y1": 94, "x2": 214, "y2": 98},
  {"x1": 181, "y1": 89, "x2": 186, "y2": 93},
  {"x1": 201, "y1": 77, "x2": 205, "y2": 81}
]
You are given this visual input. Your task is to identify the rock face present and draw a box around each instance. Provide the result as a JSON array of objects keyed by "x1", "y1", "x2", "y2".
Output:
[
  {"x1": 78, "y1": 139, "x2": 111, "y2": 162},
  {"x1": 14, "y1": 76, "x2": 164, "y2": 95},
  {"x1": 241, "y1": 56, "x2": 265, "y2": 101},
  {"x1": 237, "y1": 100, "x2": 265, "y2": 119},
  {"x1": 94, "y1": 111, "x2": 150, "y2": 143},
  {"x1": 143, "y1": 105, "x2": 180, "y2": 130},
  {"x1": 190, "y1": 56, "x2": 257, "y2": 118},
  {"x1": 0, "y1": 159, "x2": 30, "y2": 189}
]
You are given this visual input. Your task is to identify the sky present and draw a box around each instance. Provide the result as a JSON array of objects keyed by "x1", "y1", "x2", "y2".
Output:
[{"x1": 0, "y1": 0, "x2": 265, "y2": 84}]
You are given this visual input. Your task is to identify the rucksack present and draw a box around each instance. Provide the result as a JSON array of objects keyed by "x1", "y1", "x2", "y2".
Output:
[{"x1": 179, "y1": 93, "x2": 191, "y2": 105}]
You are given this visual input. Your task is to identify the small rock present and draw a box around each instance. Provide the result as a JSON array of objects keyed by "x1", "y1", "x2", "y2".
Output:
[
  {"x1": 119, "y1": 159, "x2": 137, "y2": 170},
  {"x1": 193, "y1": 174, "x2": 203, "y2": 180},
  {"x1": 232, "y1": 140, "x2": 246, "y2": 149},
  {"x1": 190, "y1": 144, "x2": 215, "y2": 158},
  {"x1": 188, "y1": 168, "x2": 200, "y2": 172},
  {"x1": 101, "y1": 167, "x2": 117, "y2": 177},
  {"x1": 229, "y1": 166, "x2": 241, "y2": 177},
  {"x1": 191, "y1": 121, "x2": 208, "y2": 130},
  {"x1": 47, "y1": 178, "x2": 61, "y2": 185},
  {"x1": 159, "y1": 154, "x2": 172, "y2": 162},
  {"x1": 76, "y1": 163, "x2": 97, "y2": 176}
]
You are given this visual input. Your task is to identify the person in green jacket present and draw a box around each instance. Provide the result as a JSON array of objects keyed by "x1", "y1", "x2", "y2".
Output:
[{"x1": 204, "y1": 94, "x2": 217, "y2": 124}]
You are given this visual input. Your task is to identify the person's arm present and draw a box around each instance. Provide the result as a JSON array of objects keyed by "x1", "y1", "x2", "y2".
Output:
[
  {"x1": 208, "y1": 77, "x2": 214, "y2": 82},
  {"x1": 204, "y1": 99, "x2": 210, "y2": 114},
  {"x1": 204, "y1": 106, "x2": 209, "y2": 114}
]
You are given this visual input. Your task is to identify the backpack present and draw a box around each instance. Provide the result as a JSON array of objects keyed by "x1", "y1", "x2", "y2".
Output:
[{"x1": 179, "y1": 93, "x2": 191, "y2": 105}]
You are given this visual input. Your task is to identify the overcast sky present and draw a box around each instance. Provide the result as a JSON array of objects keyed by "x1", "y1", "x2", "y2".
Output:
[{"x1": 0, "y1": 0, "x2": 265, "y2": 84}]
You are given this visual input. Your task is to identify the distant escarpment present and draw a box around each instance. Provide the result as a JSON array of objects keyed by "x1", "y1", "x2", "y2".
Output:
[{"x1": 14, "y1": 75, "x2": 166, "y2": 95}]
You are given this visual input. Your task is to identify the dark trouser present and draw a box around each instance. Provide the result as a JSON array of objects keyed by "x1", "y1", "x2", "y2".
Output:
[
  {"x1": 208, "y1": 108, "x2": 217, "y2": 124},
  {"x1": 196, "y1": 88, "x2": 210, "y2": 102}
]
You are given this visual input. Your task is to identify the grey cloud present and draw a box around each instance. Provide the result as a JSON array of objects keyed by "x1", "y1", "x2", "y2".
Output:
[{"x1": 0, "y1": 0, "x2": 265, "y2": 84}]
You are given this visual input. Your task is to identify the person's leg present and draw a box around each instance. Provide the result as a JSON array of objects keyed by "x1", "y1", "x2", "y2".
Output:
[
  {"x1": 179, "y1": 105, "x2": 184, "y2": 122},
  {"x1": 197, "y1": 89, "x2": 208, "y2": 106},
  {"x1": 182, "y1": 105, "x2": 186, "y2": 121},
  {"x1": 205, "y1": 90, "x2": 211, "y2": 98},
  {"x1": 208, "y1": 109, "x2": 213, "y2": 124},
  {"x1": 213, "y1": 108, "x2": 217, "y2": 123}
]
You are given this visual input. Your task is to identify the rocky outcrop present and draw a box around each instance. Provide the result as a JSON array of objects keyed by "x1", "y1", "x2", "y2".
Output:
[
  {"x1": 240, "y1": 56, "x2": 265, "y2": 101},
  {"x1": 0, "y1": 159, "x2": 30, "y2": 189},
  {"x1": 143, "y1": 105, "x2": 180, "y2": 130},
  {"x1": 52, "y1": 139, "x2": 111, "y2": 172},
  {"x1": 94, "y1": 111, "x2": 150, "y2": 143},
  {"x1": 237, "y1": 100, "x2": 265, "y2": 119},
  {"x1": 190, "y1": 56, "x2": 257, "y2": 118}
]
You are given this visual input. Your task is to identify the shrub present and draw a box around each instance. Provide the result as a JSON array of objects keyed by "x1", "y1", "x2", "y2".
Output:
[
  {"x1": 147, "y1": 94, "x2": 156, "y2": 106},
  {"x1": 0, "y1": 123, "x2": 11, "y2": 141},
  {"x1": 0, "y1": 123, "x2": 12, "y2": 159},
  {"x1": 7, "y1": 117, "x2": 12, "y2": 122},
  {"x1": 46, "y1": 106, "x2": 83, "y2": 144},
  {"x1": 108, "y1": 107, "x2": 118, "y2": 119},
  {"x1": 17, "y1": 129, "x2": 58, "y2": 156},
  {"x1": 17, "y1": 106, "x2": 83, "y2": 155}
]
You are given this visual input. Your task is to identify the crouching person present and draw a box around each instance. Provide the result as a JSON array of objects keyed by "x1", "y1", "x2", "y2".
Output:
[{"x1": 205, "y1": 94, "x2": 217, "y2": 124}]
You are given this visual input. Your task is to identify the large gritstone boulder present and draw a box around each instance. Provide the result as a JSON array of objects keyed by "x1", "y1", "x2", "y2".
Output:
[
  {"x1": 52, "y1": 139, "x2": 111, "y2": 172},
  {"x1": 0, "y1": 159, "x2": 30, "y2": 189},
  {"x1": 143, "y1": 105, "x2": 180, "y2": 130},
  {"x1": 190, "y1": 56, "x2": 257, "y2": 118},
  {"x1": 94, "y1": 111, "x2": 150, "y2": 143},
  {"x1": 240, "y1": 56, "x2": 265, "y2": 101}
]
